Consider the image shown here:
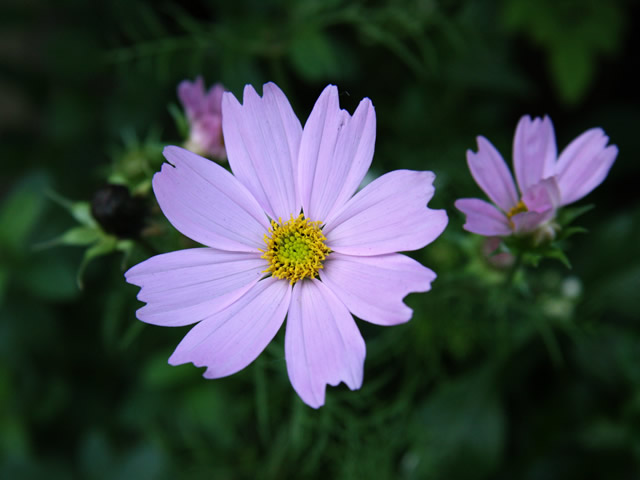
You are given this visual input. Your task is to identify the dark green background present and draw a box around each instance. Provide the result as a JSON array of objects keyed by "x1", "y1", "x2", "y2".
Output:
[{"x1": 2, "y1": 0, "x2": 639, "y2": 478}]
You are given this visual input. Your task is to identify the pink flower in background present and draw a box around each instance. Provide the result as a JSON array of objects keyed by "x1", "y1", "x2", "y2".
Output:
[
  {"x1": 126, "y1": 83, "x2": 448, "y2": 408},
  {"x1": 178, "y1": 76, "x2": 226, "y2": 160},
  {"x1": 455, "y1": 115, "x2": 618, "y2": 237}
]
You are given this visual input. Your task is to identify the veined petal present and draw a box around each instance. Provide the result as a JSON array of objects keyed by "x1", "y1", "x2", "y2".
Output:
[
  {"x1": 298, "y1": 85, "x2": 376, "y2": 221},
  {"x1": 320, "y1": 253, "x2": 435, "y2": 326},
  {"x1": 467, "y1": 136, "x2": 519, "y2": 212},
  {"x1": 511, "y1": 209, "x2": 555, "y2": 234},
  {"x1": 555, "y1": 128, "x2": 618, "y2": 206},
  {"x1": 513, "y1": 115, "x2": 557, "y2": 193},
  {"x1": 155, "y1": 146, "x2": 269, "y2": 252},
  {"x1": 323, "y1": 170, "x2": 448, "y2": 256},
  {"x1": 125, "y1": 248, "x2": 266, "y2": 326},
  {"x1": 285, "y1": 279, "x2": 365, "y2": 409},
  {"x1": 222, "y1": 83, "x2": 302, "y2": 220},
  {"x1": 169, "y1": 277, "x2": 291, "y2": 379},
  {"x1": 454, "y1": 198, "x2": 512, "y2": 236}
]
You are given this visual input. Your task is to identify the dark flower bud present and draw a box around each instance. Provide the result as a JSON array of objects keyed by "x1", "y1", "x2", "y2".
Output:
[{"x1": 91, "y1": 184, "x2": 147, "y2": 238}]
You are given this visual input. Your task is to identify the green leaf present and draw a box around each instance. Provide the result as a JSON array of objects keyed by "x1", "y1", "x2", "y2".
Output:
[
  {"x1": 46, "y1": 191, "x2": 97, "y2": 227},
  {"x1": 558, "y1": 203, "x2": 594, "y2": 226},
  {"x1": 70, "y1": 202, "x2": 97, "y2": 227},
  {"x1": 76, "y1": 236, "x2": 118, "y2": 289},
  {"x1": 35, "y1": 226, "x2": 101, "y2": 249},
  {"x1": 167, "y1": 102, "x2": 189, "y2": 139},
  {"x1": 544, "y1": 248, "x2": 572, "y2": 269}
]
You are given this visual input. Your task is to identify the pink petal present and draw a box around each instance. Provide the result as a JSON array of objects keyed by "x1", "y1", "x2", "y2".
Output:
[
  {"x1": 521, "y1": 177, "x2": 560, "y2": 213},
  {"x1": 513, "y1": 115, "x2": 557, "y2": 193},
  {"x1": 206, "y1": 83, "x2": 225, "y2": 115},
  {"x1": 285, "y1": 279, "x2": 365, "y2": 408},
  {"x1": 319, "y1": 253, "x2": 435, "y2": 326},
  {"x1": 554, "y1": 128, "x2": 618, "y2": 206},
  {"x1": 454, "y1": 198, "x2": 512, "y2": 236},
  {"x1": 177, "y1": 76, "x2": 206, "y2": 121},
  {"x1": 125, "y1": 248, "x2": 266, "y2": 326},
  {"x1": 222, "y1": 83, "x2": 302, "y2": 220},
  {"x1": 169, "y1": 277, "x2": 291, "y2": 378},
  {"x1": 155, "y1": 146, "x2": 269, "y2": 252},
  {"x1": 511, "y1": 209, "x2": 555, "y2": 234},
  {"x1": 467, "y1": 136, "x2": 519, "y2": 212},
  {"x1": 298, "y1": 85, "x2": 376, "y2": 222},
  {"x1": 186, "y1": 113, "x2": 225, "y2": 159},
  {"x1": 323, "y1": 170, "x2": 448, "y2": 256}
]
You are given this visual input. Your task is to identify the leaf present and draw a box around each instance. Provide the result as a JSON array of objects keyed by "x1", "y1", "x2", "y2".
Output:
[
  {"x1": 35, "y1": 226, "x2": 101, "y2": 249},
  {"x1": 167, "y1": 102, "x2": 189, "y2": 138},
  {"x1": 46, "y1": 191, "x2": 97, "y2": 227},
  {"x1": 76, "y1": 236, "x2": 118, "y2": 289},
  {"x1": 558, "y1": 204, "x2": 594, "y2": 227},
  {"x1": 544, "y1": 248, "x2": 572, "y2": 269}
]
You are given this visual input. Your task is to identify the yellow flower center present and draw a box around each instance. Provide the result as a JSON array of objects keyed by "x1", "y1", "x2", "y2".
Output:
[
  {"x1": 506, "y1": 200, "x2": 528, "y2": 229},
  {"x1": 261, "y1": 213, "x2": 330, "y2": 285}
]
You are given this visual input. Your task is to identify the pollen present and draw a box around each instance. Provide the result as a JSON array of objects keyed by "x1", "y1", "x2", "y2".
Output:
[
  {"x1": 261, "y1": 213, "x2": 331, "y2": 285},
  {"x1": 506, "y1": 200, "x2": 528, "y2": 229}
]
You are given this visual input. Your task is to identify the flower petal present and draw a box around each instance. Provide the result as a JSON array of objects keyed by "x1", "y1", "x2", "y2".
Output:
[
  {"x1": 454, "y1": 198, "x2": 512, "y2": 236},
  {"x1": 521, "y1": 177, "x2": 560, "y2": 213},
  {"x1": 467, "y1": 136, "x2": 519, "y2": 212},
  {"x1": 155, "y1": 146, "x2": 269, "y2": 252},
  {"x1": 512, "y1": 115, "x2": 557, "y2": 193},
  {"x1": 554, "y1": 128, "x2": 618, "y2": 206},
  {"x1": 285, "y1": 279, "x2": 365, "y2": 408},
  {"x1": 186, "y1": 113, "x2": 225, "y2": 159},
  {"x1": 319, "y1": 253, "x2": 435, "y2": 326},
  {"x1": 206, "y1": 83, "x2": 225, "y2": 115},
  {"x1": 511, "y1": 209, "x2": 555, "y2": 234},
  {"x1": 177, "y1": 76, "x2": 206, "y2": 120},
  {"x1": 169, "y1": 277, "x2": 291, "y2": 379},
  {"x1": 222, "y1": 83, "x2": 302, "y2": 220},
  {"x1": 323, "y1": 170, "x2": 448, "y2": 256},
  {"x1": 298, "y1": 85, "x2": 376, "y2": 222},
  {"x1": 125, "y1": 248, "x2": 266, "y2": 326}
]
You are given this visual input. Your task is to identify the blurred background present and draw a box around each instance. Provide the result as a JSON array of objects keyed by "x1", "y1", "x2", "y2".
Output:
[{"x1": 1, "y1": 0, "x2": 639, "y2": 478}]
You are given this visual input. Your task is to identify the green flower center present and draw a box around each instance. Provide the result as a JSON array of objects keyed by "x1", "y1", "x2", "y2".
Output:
[{"x1": 261, "y1": 214, "x2": 330, "y2": 284}]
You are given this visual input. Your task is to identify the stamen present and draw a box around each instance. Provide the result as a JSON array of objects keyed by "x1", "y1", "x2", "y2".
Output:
[
  {"x1": 506, "y1": 200, "x2": 528, "y2": 229},
  {"x1": 261, "y1": 213, "x2": 331, "y2": 284}
]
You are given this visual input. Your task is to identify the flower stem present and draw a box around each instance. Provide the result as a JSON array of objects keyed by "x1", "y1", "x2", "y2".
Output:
[{"x1": 505, "y1": 252, "x2": 523, "y2": 287}]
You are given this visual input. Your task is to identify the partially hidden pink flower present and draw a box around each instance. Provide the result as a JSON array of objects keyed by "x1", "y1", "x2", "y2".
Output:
[
  {"x1": 455, "y1": 115, "x2": 618, "y2": 238},
  {"x1": 126, "y1": 83, "x2": 448, "y2": 408},
  {"x1": 178, "y1": 76, "x2": 226, "y2": 160}
]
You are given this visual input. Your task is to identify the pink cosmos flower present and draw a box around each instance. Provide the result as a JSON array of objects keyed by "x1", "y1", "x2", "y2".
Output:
[
  {"x1": 178, "y1": 76, "x2": 226, "y2": 160},
  {"x1": 125, "y1": 83, "x2": 448, "y2": 408},
  {"x1": 455, "y1": 115, "x2": 618, "y2": 238}
]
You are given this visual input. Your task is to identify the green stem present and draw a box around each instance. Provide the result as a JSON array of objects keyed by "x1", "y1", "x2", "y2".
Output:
[{"x1": 505, "y1": 252, "x2": 523, "y2": 287}]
